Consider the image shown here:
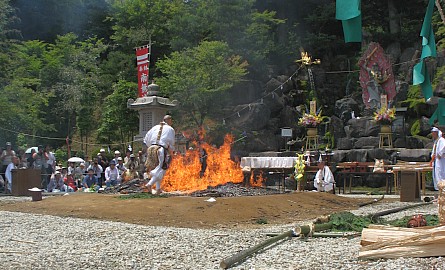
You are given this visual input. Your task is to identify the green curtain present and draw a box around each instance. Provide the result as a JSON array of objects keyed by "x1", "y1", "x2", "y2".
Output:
[
  {"x1": 336, "y1": 0, "x2": 361, "y2": 43},
  {"x1": 429, "y1": 98, "x2": 445, "y2": 125},
  {"x1": 413, "y1": 0, "x2": 436, "y2": 103}
]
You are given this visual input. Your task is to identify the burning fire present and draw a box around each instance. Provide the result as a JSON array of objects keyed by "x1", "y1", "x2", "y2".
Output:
[{"x1": 162, "y1": 134, "x2": 246, "y2": 192}]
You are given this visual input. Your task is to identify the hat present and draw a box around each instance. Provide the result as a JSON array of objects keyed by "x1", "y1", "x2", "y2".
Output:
[
  {"x1": 5, "y1": 142, "x2": 11, "y2": 146},
  {"x1": 97, "y1": 152, "x2": 101, "y2": 156},
  {"x1": 55, "y1": 171, "x2": 61, "y2": 175},
  {"x1": 55, "y1": 166, "x2": 61, "y2": 171},
  {"x1": 80, "y1": 163, "x2": 85, "y2": 167},
  {"x1": 432, "y1": 127, "x2": 440, "y2": 132},
  {"x1": 100, "y1": 148, "x2": 105, "y2": 152},
  {"x1": 164, "y1": 115, "x2": 172, "y2": 121},
  {"x1": 114, "y1": 150, "x2": 120, "y2": 154},
  {"x1": 130, "y1": 154, "x2": 135, "y2": 158},
  {"x1": 117, "y1": 157, "x2": 123, "y2": 161},
  {"x1": 109, "y1": 160, "x2": 116, "y2": 165}
]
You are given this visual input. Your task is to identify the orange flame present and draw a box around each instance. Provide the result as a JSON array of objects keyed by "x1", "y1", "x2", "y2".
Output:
[
  {"x1": 162, "y1": 134, "x2": 245, "y2": 192},
  {"x1": 249, "y1": 170, "x2": 265, "y2": 187}
]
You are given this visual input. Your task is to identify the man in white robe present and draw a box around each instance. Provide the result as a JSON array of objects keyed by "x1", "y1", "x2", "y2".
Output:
[
  {"x1": 143, "y1": 115, "x2": 175, "y2": 194},
  {"x1": 313, "y1": 161, "x2": 335, "y2": 192},
  {"x1": 431, "y1": 127, "x2": 445, "y2": 191}
]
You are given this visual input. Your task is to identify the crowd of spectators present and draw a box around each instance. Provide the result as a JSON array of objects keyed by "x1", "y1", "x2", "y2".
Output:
[{"x1": 0, "y1": 143, "x2": 145, "y2": 193}]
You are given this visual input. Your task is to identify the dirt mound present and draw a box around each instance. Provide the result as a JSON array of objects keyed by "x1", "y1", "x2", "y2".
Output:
[{"x1": 0, "y1": 192, "x2": 369, "y2": 228}]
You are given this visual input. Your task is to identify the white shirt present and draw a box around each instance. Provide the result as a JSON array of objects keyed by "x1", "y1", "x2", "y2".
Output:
[
  {"x1": 143, "y1": 122, "x2": 175, "y2": 151},
  {"x1": 5, "y1": 162, "x2": 16, "y2": 183},
  {"x1": 46, "y1": 152, "x2": 56, "y2": 168},
  {"x1": 105, "y1": 166, "x2": 119, "y2": 181}
]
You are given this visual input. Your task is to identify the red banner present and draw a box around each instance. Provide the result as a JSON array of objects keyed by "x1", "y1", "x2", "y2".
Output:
[{"x1": 136, "y1": 46, "x2": 150, "y2": 97}]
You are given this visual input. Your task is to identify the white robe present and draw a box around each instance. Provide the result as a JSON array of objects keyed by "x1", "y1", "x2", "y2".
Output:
[
  {"x1": 314, "y1": 166, "x2": 335, "y2": 192},
  {"x1": 432, "y1": 137, "x2": 445, "y2": 190},
  {"x1": 143, "y1": 122, "x2": 175, "y2": 190}
]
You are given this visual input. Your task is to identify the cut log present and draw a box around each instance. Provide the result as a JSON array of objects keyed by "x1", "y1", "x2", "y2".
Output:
[
  {"x1": 360, "y1": 225, "x2": 443, "y2": 246},
  {"x1": 359, "y1": 225, "x2": 445, "y2": 259}
]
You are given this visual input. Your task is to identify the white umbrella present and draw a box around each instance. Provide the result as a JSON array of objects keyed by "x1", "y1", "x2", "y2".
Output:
[
  {"x1": 25, "y1": 146, "x2": 38, "y2": 154},
  {"x1": 67, "y1": 157, "x2": 84, "y2": 163}
]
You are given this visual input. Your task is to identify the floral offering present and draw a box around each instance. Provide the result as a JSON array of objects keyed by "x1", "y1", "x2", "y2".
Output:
[
  {"x1": 298, "y1": 110, "x2": 323, "y2": 127},
  {"x1": 373, "y1": 107, "x2": 396, "y2": 125},
  {"x1": 294, "y1": 153, "x2": 306, "y2": 180}
]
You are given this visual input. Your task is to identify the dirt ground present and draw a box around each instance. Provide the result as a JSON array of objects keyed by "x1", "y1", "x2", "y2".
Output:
[{"x1": 0, "y1": 192, "x2": 374, "y2": 229}]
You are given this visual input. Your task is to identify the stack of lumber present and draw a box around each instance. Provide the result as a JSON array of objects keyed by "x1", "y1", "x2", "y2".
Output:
[{"x1": 359, "y1": 225, "x2": 445, "y2": 259}]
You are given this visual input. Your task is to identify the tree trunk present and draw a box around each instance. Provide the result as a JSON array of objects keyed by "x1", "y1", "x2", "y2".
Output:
[{"x1": 388, "y1": 0, "x2": 400, "y2": 34}]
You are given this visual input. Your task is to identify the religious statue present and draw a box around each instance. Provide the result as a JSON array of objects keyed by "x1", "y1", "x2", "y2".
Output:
[{"x1": 358, "y1": 42, "x2": 396, "y2": 110}]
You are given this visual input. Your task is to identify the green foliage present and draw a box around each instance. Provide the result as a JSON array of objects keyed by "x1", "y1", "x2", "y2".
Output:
[
  {"x1": 329, "y1": 212, "x2": 372, "y2": 232},
  {"x1": 156, "y1": 41, "x2": 247, "y2": 127},
  {"x1": 54, "y1": 148, "x2": 68, "y2": 165},
  {"x1": 255, "y1": 218, "x2": 268, "y2": 224},
  {"x1": 323, "y1": 131, "x2": 335, "y2": 149},
  {"x1": 16, "y1": 133, "x2": 27, "y2": 150},
  {"x1": 410, "y1": 119, "x2": 420, "y2": 136},
  {"x1": 97, "y1": 80, "x2": 138, "y2": 144},
  {"x1": 387, "y1": 214, "x2": 439, "y2": 227}
]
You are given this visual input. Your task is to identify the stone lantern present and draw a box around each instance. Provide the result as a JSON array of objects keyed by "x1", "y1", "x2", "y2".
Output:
[{"x1": 127, "y1": 83, "x2": 177, "y2": 142}]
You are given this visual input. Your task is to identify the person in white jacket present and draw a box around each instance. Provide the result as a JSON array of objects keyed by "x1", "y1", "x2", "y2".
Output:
[
  {"x1": 431, "y1": 127, "x2": 445, "y2": 191},
  {"x1": 143, "y1": 115, "x2": 175, "y2": 194},
  {"x1": 313, "y1": 161, "x2": 335, "y2": 192}
]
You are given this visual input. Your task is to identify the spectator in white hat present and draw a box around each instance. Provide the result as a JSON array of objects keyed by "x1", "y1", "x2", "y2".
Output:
[{"x1": 112, "y1": 150, "x2": 121, "y2": 165}]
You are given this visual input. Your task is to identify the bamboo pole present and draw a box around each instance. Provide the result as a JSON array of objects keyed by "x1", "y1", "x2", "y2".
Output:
[
  {"x1": 370, "y1": 202, "x2": 432, "y2": 222},
  {"x1": 220, "y1": 229, "x2": 294, "y2": 269},
  {"x1": 294, "y1": 223, "x2": 333, "y2": 236},
  {"x1": 220, "y1": 222, "x2": 333, "y2": 269}
]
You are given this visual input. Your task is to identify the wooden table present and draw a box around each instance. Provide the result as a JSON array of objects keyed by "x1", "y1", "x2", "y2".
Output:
[
  {"x1": 392, "y1": 162, "x2": 432, "y2": 197},
  {"x1": 336, "y1": 162, "x2": 394, "y2": 194}
]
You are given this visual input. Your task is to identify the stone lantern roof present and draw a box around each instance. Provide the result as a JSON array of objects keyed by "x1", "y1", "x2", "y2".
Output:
[{"x1": 127, "y1": 83, "x2": 177, "y2": 110}]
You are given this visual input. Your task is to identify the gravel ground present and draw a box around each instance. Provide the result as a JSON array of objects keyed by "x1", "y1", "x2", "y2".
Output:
[{"x1": 0, "y1": 195, "x2": 444, "y2": 270}]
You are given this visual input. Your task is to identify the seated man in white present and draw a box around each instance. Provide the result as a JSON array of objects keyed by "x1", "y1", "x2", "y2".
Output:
[{"x1": 313, "y1": 161, "x2": 335, "y2": 192}]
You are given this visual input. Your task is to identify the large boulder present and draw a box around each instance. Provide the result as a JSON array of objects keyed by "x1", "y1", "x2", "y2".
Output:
[
  {"x1": 367, "y1": 148, "x2": 391, "y2": 161},
  {"x1": 329, "y1": 116, "x2": 346, "y2": 146},
  {"x1": 275, "y1": 75, "x2": 294, "y2": 94},
  {"x1": 335, "y1": 98, "x2": 360, "y2": 122},
  {"x1": 405, "y1": 136, "x2": 426, "y2": 149},
  {"x1": 279, "y1": 106, "x2": 298, "y2": 128},
  {"x1": 337, "y1": 138, "x2": 354, "y2": 150},
  {"x1": 353, "y1": 137, "x2": 379, "y2": 149},
  {"x1": 398, "y1": 149, "x2": 431, "y2": 162},
  {"x1": 229, "y1": 80, "x2": 263, "y2": 105},
  {"x1": 419, "y1": 116, "x2": 433, "y2": 136},
  {"x1": 243, "y1": 130, "x2": 281, "y2": 152},
  {"x1": 345, "y1": 149, "x2": 369, "y2": 162},
  {"x1": 231, "y1": 103, "x2": 271, "y2": 130},
  {"x1": 347, "y1": 117, "x2": 379, "y2": 138}
]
